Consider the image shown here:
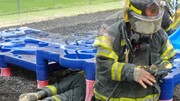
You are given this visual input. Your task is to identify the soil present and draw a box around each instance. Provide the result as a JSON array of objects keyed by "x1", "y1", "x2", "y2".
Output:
[{"x1": 0, "y1": 10, "x2": 179, "y2": 101}]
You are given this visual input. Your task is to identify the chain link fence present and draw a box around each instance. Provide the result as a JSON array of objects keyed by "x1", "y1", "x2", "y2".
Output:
[{"x1": 0, "y1": 0, "x2": 122, "y2": 28}]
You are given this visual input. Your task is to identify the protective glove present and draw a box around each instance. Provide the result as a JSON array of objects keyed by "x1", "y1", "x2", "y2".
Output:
[
  {"x1": 145, "y1": 64, "x2": 171, "y2": 83},
  {"x1": 19, "y1": 93, "x2": 39, "y2": 101},
  {"x1": 154, "y1": 68, "x2": 170, "y2": 83},
  {"x1": 133, "y1": 66, "x2": 156, "y2": 88}
]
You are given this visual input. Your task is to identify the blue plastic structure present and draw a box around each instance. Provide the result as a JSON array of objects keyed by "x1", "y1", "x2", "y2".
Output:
[
  {"x1": 169, "y1": 26, "x2": 180, "y2": 49},
  {"x1": 0, "y1": 37, "x2": 64, "y2": 87},
  {"x1": 0, "y1": 28, "x2": 97, "y2": 101},
  {"x1": 0, "y1": 27, "x2": 48, "y2": 39}
]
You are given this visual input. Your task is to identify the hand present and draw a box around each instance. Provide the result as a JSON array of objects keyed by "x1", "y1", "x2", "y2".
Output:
[
  {"x1": 154, "y1": 68, "x2": 170, "y2": 82},
  {"x1": 99, "y1": 24, "x2": 108, "y2": 35},
  {"x1": 134, "y1": 68, "x2": 156, "y2": 88},
  {"x1": 147, "y1": 64, "x2": 171, "y2": 83}
]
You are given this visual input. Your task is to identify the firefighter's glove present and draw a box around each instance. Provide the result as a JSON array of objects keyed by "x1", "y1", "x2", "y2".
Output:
[
  {"x1": 19, "y1": 93, "x2": 39, "y2": 101},
  {"x1": 133, "y1": 67, "x2": 156, "y2": 89},
  {"x1": 153, "y1": 68, "x2": 171, "y2": 83},
  {"x1": 146, "y1": 64, "x2": 171, "y2": 83}
]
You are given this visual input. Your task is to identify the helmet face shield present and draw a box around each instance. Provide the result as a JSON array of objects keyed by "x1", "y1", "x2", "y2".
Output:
[
  {"x1": 129, "y1": 8, "x2": 164, "y2": 34},
  {"x1": 128, "y1": 0, "x2": 165, "y2": 34},
  {"x1": 129, "y1": 8, "x2": 164, "y2": 21},
  {"x1": 145, "y1": 2, "x2": 160, "y2": 16},
  {"x1": 129, "y1": 15, "x2": 163, "y2": 34}
]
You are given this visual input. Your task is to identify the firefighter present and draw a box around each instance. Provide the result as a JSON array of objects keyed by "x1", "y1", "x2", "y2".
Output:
[
  {"x1": 162, "y1": 0, "x2": 180, "y2": 35},
  {"x1": 161, "y1": 3, "x2": 175, "y2": 35},
  {"x1": 165, "y1": 7, "x2": 180, "y2": 34},
  {"x1": 94, "y1": 0, "x2": 176, "y2": 101},
  {"x1": 19, "y1": 71, "x2": 86, "y2": 101}
]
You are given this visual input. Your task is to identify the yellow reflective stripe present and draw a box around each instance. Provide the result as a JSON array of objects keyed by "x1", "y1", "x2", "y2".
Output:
[
  {"x1": 94, "y1": 40, "x2": 112, "y2": 50},
  {"x1": 165, "y1": 24, "x2": 171, "y2": 31},
  {"x1": 166, "y1": 9, "x2": 180, "y2": 30},
  {"x1": 161, "y1": 40, "x2": 174, "y2": 58},
  {"x1": 94, "y1": 89, "x2": 159, "y2": 101},
  {"x1": 52, "y1": 96, "x2": 61, "y2": 101},
  {"x1": 46, "y1": 85, "x2": 57, "y2": 95},
  {"x1": 93, "y1": 36, "x2": 112, "y2": 47},
  {"x1": 130, "y1": 5, "x2": 142, "y2": 15},
  {"x1": 111, "y1": 62, "x2": 124, "y2": 81},
  {"x1": 165, "y1": 25, "x2": 171, "y2": 32},
  {"x1": 123, "y1": 0, "x2": 130, "y2": 22},
  {"x1": 162, "y1": 60, "x2": 173, "y2": 69},
  {"x1": 101, "y1": 36, "x2": 111, "y2": 45},
  {"x1": 96, "y1": 51, "x2": 118, "y2": 61},
  {"x1": 111, "y1": 62, "x2": 118, "y2": 80},
  {"x1": 128, "y1": 0, "x2": 130, "y2": 5},
  {"x1": 161, "y1": 50, "x2": 176, "y2": 60},
  {"x1": 161, "y1": 45, "x2": 173, "y2": 58},
  {"x1": 118, "y1": 63, "x2": 124, "y2": 80},
  {"x1": 94, "y1": 89, "x2": 108, "y2": 101},
  {"x1": 166, "y1": 63, "x2": 172, "y2": 69},
  {"x1": 96, "y1": 42, "x2": 112, "y2": 49},
  {"x1": 93, "y1": 39, "x2": 100, "y2": 46},
  {"x1": 161, "y1": 60, "x2": 172, "y2": 69},
  {"x1": 120, "y1": 39, "x2": 126, "y2": 46},
  {"x1": 96, "y1": 47, "x2": 118, "y2": 61},
  {"x1": 169, "y1": 16, "x2": 180, "y2": 30}
]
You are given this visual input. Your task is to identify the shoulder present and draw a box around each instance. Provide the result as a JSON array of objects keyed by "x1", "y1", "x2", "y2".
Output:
[
  {"x1": 156, "y1": 29, "x2": 168, "y2": 40},
  {"x1": 106, "y1": 21, "x2": 125, "y2": 39},
  {"x1": 153, "y1": 28, "x2": 168, "y2": 44}
]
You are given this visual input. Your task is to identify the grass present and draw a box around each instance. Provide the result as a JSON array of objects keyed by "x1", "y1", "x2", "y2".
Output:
[
  {"x1": 0, "y1": 0, "x2": 123, "y2": 28},
  {"x1": 0, "y1": 0, "x2": 120, "y2": 15}
]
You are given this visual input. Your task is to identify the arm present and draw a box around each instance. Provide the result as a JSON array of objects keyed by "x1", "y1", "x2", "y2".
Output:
[
  {"x1": 94, "y1": 35, "x2": 156, "y2": 88},
  {"x1": 94, "y1": 35, "x2": 135, "y2": 82},
  {"x1": 153, "y1": 39, "x2": 176, "y2": 70},
  {"x1": 149, "y1": 37, "x2": 176, "y2": 82}
]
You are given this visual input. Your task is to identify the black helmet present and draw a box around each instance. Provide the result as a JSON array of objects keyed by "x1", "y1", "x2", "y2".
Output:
[
  {"x1": 129, "y1": 0, "x2": 161, "y2": 17},
  {"x1": 125, "y1": 0, "x2": 165, "y2": 34}
]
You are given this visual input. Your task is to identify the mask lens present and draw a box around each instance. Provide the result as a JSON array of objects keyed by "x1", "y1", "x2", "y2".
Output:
[{"x1": 145, "y1": 3, "x2": 159, "y2": 16}]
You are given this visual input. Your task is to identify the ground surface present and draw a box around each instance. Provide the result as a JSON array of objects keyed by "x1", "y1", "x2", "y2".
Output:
[{"x1": 0, "y1": 10, "x2": 179, "y2": 101}]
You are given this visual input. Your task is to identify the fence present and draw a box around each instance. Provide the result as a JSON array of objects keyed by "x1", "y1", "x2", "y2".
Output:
[{"x1": 0, "y1": 0, "x2": 122, "y2": 28}]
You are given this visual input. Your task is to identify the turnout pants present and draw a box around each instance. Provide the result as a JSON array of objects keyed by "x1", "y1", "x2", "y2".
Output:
[{"x1": 38, "y1": 73, "x2": 86, "y2": 101}]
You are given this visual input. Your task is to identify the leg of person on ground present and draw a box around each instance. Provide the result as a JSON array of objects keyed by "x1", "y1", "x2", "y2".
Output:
[{"x1": 19, "y1": 72, "x2": 86, "y2": 101}]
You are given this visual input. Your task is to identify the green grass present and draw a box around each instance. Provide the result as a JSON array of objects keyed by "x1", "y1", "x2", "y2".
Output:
[
  {"x1": 0, "y1": 0, "x2": 120, "y2": 15},
  {"x1": 0, "y1": 1, "x2": 123, "y2": 28}
]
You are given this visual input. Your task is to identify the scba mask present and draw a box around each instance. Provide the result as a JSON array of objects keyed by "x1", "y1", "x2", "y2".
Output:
[{"x1": 128, "y1": 0, "x2": 165, "y2": 35}]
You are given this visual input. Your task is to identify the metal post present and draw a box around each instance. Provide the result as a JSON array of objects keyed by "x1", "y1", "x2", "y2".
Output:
[
  {"x1": 17, "y1": 0, "x2": 21, "y2": 25},
  {"x1": 89, "y1": 0, "x2": 91, "y2": 5},
  {"x1": 88, "y1": 0, "x2": 92, "y2": 13},
  {"x1": 17, "y1": 0, "x2": 20, "y2": 14}
]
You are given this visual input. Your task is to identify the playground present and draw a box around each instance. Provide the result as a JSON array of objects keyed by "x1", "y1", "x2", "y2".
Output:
[
  {"x1": 0, "y1": 0, "x2": 180, "y2": 101},
  {"x1": 0, "y1": 9, "x2": 179, "y2": 101}
]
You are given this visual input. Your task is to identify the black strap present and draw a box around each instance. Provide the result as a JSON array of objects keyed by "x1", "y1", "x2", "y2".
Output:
[{"x1": 119, "y1": 22, "x2": 135, "y2": 63}]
